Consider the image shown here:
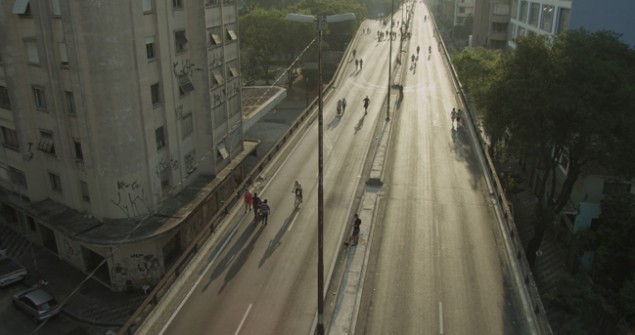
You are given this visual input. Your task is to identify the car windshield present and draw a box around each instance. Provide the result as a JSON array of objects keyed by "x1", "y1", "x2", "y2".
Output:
[{"x1": 40, "y1": 299, "x2": 58, "y2": 310}]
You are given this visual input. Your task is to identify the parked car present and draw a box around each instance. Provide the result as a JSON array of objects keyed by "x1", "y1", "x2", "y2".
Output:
[
  {"x1": 12, "y1": 286, "x2": 61, "y2": 323},
  {"x1": 0, "y1": 255, "x2": 28, "y2": 287}
]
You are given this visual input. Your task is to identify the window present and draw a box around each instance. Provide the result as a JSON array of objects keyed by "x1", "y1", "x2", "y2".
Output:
[
  {"x1": 32, "y1": 86, "x2": 47, "y2": 110},
  {"x1": 65, "y1": 91, "x2": 76, "y2": 115},
  {"x1": 184, "y1": 150, "x2": 196, "y2": 174},
  {"x1": 160, "y1": 166, "x2": 170, "y2": 189},
  {"x1": 173, "y1": 0, "x2": 183, "y2": 9},
  {"x1": 1, "y1": 127, "x2": 19, "y2": 150},
  {"x1": 556, "y1": 8, "x2": 570, "y2": 34},
  {"x1": 529, "y1": 3, "x2": 540, "y2": 26},
  {"x1": 181, "y1": 113, "x2": 193, "y2": 138},
  {"x1": 541, "y1": 5, "x2": 554, "y2": 32},
  {"x1": 178, "y1": 74, "x2": 194, "y2": 95},
  {"x1": 211, "y1": 70, "x2": 224, "y2": 86},
  {"x1": 52, "y1": 0, "x2": 61, "y2": 16},
  {"x1": 145, "y1": 37, "x2": 156, "y2": 60},
  {"x1": 228, "y1": 63, "x2": 239, "y2": 78},
  {"x1": 493, "y1": 4, "x2": 510, "y2": 15},
  {"x1": 38, "y1": 130, "x2": 55, "y2": 155},
  {"x1": 59, "y1": 43, "x2": 69, "y2": 66},
  {"x1": 151, "y1": 83, "x2": 161, "y2": 106},
  {"x1": 492, "y1": 22, "x2": 507, "y2": 33},
  {"x1": 603, "y1": 182, "x2": 631, "y2": 196},
  {"x1": 208, "y1": 28, "x2": 222, "y2": 47},
  {"x1": 80, "y1": 181, "x2": 90, "y2": 202},
  {"x1": 142, "y1": 0, "x2": 153, "y2": 13},
  {"x1": 175, "y1": 30, "x2": 187, "y2": 53},
  {"x1": 216, "y1": 141, "x2": 228, "y2": 160},
  {"x1": 12, "y1": 0, "x2": 30, "y2": 16},
  {"x1": 73, "y1": 139, "x2": 83, "y2": 160},
  {"x1": 519, "y1": 1, "x2": 528, "y2": 22},
  {"x1": 48, "y1": 172, "x2": 62, "y2": 193},
  {"x1": 9, "y1": 166, "x2": 27, "y2": 188},
  {"x1": 226, "y1": 28, "x2": 237, "y2": 41},
  {"x1": 0, "y1": 86, "x2": 10, "y2": 110},
  {"x1": 155, "y1": 126, "x2": 165, "y2": 150},
  {"x1": 25, "y1": 40, "x2": 39, "y2": 64}
]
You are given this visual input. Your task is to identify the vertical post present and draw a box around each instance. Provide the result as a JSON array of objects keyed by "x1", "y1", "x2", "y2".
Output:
[
  {"x1": 305, "y1": 76, "x2": 309, "y2": 107},
  {"x1": 316, "y1": 15, "x2": 325, "y2": 335},
  {"x1": 387, "y1": 0, "x2": 394, "y2": 121}
]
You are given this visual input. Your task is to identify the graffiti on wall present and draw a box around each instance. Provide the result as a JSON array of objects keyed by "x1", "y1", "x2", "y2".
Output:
[
  {"x1": 110, "y1": 253, "x2": 162, "y2": 286},
  {"x1": 155, "y1": 156, "x2": 179, "y2": 177},
  {"x1": 110, "y1": 179, "x2": 151, "y2": 218},
  {"x1": 59, "y1": 236, "x2": 83, "y2": 267},
  {"x1": 173, "y1": 58, "x2": 202, "y2": 78}
]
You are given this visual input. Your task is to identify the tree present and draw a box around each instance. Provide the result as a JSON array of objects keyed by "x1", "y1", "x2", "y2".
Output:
[
  {"x1": 240, "y1": 8, "x2": 286, "y2": 83},
  {"x1": 475, "y1": 30, "x2": 635, "y2": 267},
  {"x1": 451, "y1": 47, "x2": 502, "y2": 109}
]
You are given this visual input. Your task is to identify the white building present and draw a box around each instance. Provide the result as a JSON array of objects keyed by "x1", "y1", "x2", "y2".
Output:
[
  {"x1": 0, "y1": 0, "x2": 254, "y2": 290},
  {"x1": 508, "y1": 0, "x2": 635, "y2": 48}
]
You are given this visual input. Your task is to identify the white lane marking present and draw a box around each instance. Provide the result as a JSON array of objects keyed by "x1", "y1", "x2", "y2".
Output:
[
  {"x1": 439, "y1": 301, "x2": 444, "y2": 334},
  {"x1": 158, "y1": 218, "x2": 244, "y2": 334},
  {"x1": 234, "y1": 304, "x2": 253, "y2": 335}
]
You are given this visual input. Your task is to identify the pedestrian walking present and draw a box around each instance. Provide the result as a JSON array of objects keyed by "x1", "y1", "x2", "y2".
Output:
[
  {"x1": 244, "y1": 189, "x2": 253, "y2": 213},
  {"x1": 252, "y1": 192, "x2": 261, "y2": 221},
  {"x1": 355, "y1": 59, "x2": 359, "y2": 69},
  {"x1": 344, "y1": 214, "x2": 362, "y2": 246},
  {"x1": 359, "y1": 59, "x2": 363, "y2": 69},
  {"x1": 260, "y1": 199, "x2": 271, "y2": 225},
  {"x1": 342, "y1": 98, "x2": 347, "y2": 112}
]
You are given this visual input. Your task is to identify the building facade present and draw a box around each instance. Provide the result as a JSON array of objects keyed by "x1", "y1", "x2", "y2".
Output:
[
  {"x1": 471, "y1": 0, "x2": 511, "y2": 49},
  {"x1": 508, "y1": 0, "x2": 635, "y2": 48},
  {"x1": 0, "y1": 0, "x2": 249, "y2": 290}
]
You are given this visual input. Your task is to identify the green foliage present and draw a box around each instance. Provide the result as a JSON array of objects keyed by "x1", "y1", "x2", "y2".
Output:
[
  {"x1": 239, "y1": 0, "x2": 365, "y2": 83},
  {"x1": 591, "y1": 193, "x2": 635, "y2": 291},
  {"x1": 451, "y1": 47, "x2": 502, "y2": 108},
  {"x1": 545, "y1": 272, "x2": 602, "y2": 315},
  {"x1": 620, "y1": 278, "x2": 635, "y2": 321},
  {"x1": 476, "y1": 30, "x2": 635, "y2": 211}
]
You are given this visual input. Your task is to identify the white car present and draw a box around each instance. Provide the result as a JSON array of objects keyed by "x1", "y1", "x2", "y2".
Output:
[{"x1": 12, "y1": 286, "x2": 61, "y2": 323}]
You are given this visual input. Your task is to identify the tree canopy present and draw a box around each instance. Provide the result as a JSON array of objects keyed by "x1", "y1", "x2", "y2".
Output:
[
  {"x1": 239, "y1": 0, "x2": 365, "y2": 84},
  {"x1": 453, "y1": 29, "x2": 635, "y2": 267}
]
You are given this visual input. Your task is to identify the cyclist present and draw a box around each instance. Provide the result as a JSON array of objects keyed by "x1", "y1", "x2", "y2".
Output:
[
  {"x1": 293, "y1": 181, "x2": 303, "y2": 208},
  {"x1": 363, "y1": 96, "x2": 370, "y2": 115}
]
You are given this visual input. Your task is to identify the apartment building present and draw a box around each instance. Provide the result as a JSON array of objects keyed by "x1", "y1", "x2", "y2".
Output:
[
  {"x1": 471, "y1": 0, "x2": 511, "y2": 49},
  {"x1": 0, "y1": 0, "x2": 254, "y2": 291},
  {"x1": 509, "y1": 0, "x2": 635, "y2": 48}
]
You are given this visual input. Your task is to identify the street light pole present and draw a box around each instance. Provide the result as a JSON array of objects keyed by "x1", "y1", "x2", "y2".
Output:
[
  {"x1": 387, "y1": 0, "x2": 394, "y2": 121},
  {"x1": 315, "y1": 15, "x2": 326, "y2": 335},
  {"x1": 285, "y1": 12, "x2": 355, "y2": 335}
]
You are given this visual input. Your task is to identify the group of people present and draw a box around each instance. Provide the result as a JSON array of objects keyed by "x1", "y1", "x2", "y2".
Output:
[
  {"x1": 243, "y1": 185, "x2": 362, "y2": 247},
  {"x1": 451, "y1": 107, "x2": 463, "y2": 128},
  {"x1": 243, "y1": 190, "x2": 270, "y2": 225}
]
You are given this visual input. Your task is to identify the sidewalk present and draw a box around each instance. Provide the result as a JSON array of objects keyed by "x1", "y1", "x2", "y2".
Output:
[{"x1": 0, "y1": 223, "x2": 144, "y2": 331}]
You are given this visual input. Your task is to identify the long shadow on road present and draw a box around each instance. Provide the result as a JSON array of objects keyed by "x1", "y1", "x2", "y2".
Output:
[
  {"x1": 258, "y1": 208, "x2": 299, "y2": 268},
  {"x1": 201, "y1": 219, "x2": 263, "y2": 293}
]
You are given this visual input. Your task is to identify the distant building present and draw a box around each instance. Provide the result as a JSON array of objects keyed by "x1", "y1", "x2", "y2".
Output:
[
  {"x1": 0, "y1": 0, "x2": 256, "y2": 291},
  {"x1": 471, "y1": 0, "x2": 511, "y2": 49},
  {"x1": 508, "y1": 0, "x2": 635, "y2": 48}
]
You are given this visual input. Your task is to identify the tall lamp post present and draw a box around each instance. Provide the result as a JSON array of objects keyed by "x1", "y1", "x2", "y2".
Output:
[{"x1": 286, "y1": 12, "x2": 355, "y2": 335}]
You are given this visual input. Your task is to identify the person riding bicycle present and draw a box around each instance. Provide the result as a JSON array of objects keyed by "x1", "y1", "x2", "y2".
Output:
[
  {"x1": 363, "y1": 96, "x2": 370, "y2": 114},
  {"x1": 293, "y1": 181, "x2": 303, "y2": 207}
]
